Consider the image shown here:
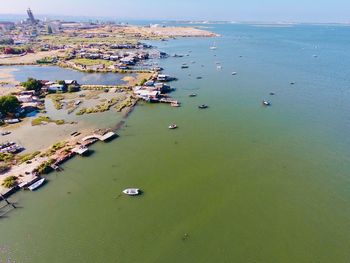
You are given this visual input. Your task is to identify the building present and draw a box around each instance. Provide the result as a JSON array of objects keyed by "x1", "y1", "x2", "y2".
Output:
[
  {"x1": 0, "y1": 22, "x2": 15, "y2": 31},
  {"x1": 27, "y1": 8, "x2": 37, "y2": 24},
  {"x1": 48, "y1": 84, "x2": 66, "y2": 93}
]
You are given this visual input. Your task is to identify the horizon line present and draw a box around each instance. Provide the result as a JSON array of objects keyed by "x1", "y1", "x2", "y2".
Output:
[{"x1": 0, "y1": 13, "x2": 349, "y2": 25}]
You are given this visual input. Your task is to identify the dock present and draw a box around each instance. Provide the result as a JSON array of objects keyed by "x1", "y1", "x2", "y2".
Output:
[
  {"x1": 160, "y1": 98, "x2": 179, "y2": 104},
  {"x1": 72, "y1": 146, "x2": 90, "y2": 155},
  {"x1": 0, "y1": 193, "x2": 17, "y2": 218},
  {"x1": 82, "y1": 131, "x2": 117, "y2": 142}
]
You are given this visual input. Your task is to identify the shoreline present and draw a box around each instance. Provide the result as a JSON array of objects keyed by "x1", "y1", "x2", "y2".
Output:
[{"x1": 0, "y1": 23, "x2": 216, "y2": 201}]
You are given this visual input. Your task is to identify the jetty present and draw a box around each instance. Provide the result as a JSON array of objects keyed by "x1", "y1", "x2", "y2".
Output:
[
  {"x1": 160, "y1": 98, "x2": 179, "y2": 104},
  {"x1": 82, "y1": 131, "x2": 116, "y2": 142},
  {"x1": 0, "y1": 193, "x2": 16, "y2": 218}
]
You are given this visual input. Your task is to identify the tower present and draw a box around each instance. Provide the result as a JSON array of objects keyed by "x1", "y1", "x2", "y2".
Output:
[{"x1": 27, "y1": 8, "x2": 36, "y2": 24}]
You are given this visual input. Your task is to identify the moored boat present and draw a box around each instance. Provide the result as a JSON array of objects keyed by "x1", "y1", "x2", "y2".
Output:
[
  {"x1": 189, "y1": 93, "x2": 197, "y2": 97},
  {"x1": 123, "y1": 188, "x2": 140, "y2": 196},
  {"x1": 198, "y1": 104, "x2": 209, "y2": 109},
  {"x1": 168, "y1": 124, "x2": 178, "y2": 129},
  {"x1": 262, "y1": 100, "x2": 271, "y2": 106},
  {"x1": 1, "y1": 131, "x2": 11, "y2": 136},
  {"x1": 28, "y1": 178, "x2": 46, "y2": 191}
]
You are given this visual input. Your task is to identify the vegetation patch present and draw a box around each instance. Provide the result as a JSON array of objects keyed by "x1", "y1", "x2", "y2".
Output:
[
  {"x1": 1, "y1": 176, "x2": 17, "y2": 188},
  {"x1": 71, "y1": 58, "x2": 113, "y2": 67},
  {"x1": 48, "y1": 94, "x2": 65, "y2": 110},
  {"x1": 0, "y1": 153, "x2": 15, "y2": 163},
  {"x1": 0, "y1": 164, "x2": 10, "y2": 174},
  {"x1": 76, "y1": 98, "x2": 119, "y2": 115},
  {"x1": 17, "y1": 151, "x2": 41, "y2": 164},
  {"x1": 31, "y1": 116, "x2": 65, "y2": 126},
  {"x1": 34, "y1": 159, "x2": 55, "y2": 175}
]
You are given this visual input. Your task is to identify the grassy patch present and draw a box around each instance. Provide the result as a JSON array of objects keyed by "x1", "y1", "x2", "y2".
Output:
[
  {"x1": 17, "y1": 151, "x2": 41, "y2": 164},
  {"x1": 34, "y1": 159, "x2": 55, "y2": 175},
  {"x1": 1, "y1": 176, "x2": 17, "y2": 188},
  {"x1": 48, "y1": 94, "x2": 65, "y2": 110},
  {"x1": 76, "y1": 98, "x2": 119, "y2": 115},
  {"x1": 71, "y1": 58, "x2": 113, "y2": 67},
  {"x1": 31, "y1": 116, "x2": 65, "y2": 126},
  {"x1": 0, "y1": 153, "x2": 15, "y2": 162}
]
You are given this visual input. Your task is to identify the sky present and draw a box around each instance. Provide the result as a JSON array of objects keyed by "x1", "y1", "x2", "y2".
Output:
[{"x1": 1, "y1": 0, "x2": 350, "y2": 23}]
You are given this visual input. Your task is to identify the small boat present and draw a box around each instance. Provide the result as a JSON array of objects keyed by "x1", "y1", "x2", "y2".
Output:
[
  {"x1": 216, "y1": 65, "x2": 222, "y2": 70},
  {"x1": 189, "y1": 93, "x2": 197, "y2": 97},
  {"x1": 232, "y1": 72, "x2": 237, "y2": 75},
  {"x1": 1, "y1": 131, "x2": 11, "y2": 136},
  {"x1": 28, "y1": 178, "x2": 46, "y2": 191},
  {"x1": 196, "y1": 76, "x2": 202, "y2": 79},
  {"x1": 171, "y1": 102, "x2": 180, "y2": 107},
  {"x1": 290, "y1": 82, "x2": 296, "y2": 85},
  {"x1": 123, "y1": 188, "x2": 140, "y2": 196},
  {"x1": 198, "y1": 104, "x2": 208, "y2": 109},
  {"x1": 269, "y1": 92, "x2": 275, "y2": 96},
  {"x1": 262, "y1": 100, "x2": 271, "y2": 106},
  {"x1": 181, "y1": 65, "x2": 189, "y2": 69},
  {"x1": 169, "y1": 124, "x2": 178, "y2": 129},
  {"x1": 210, "y1": 43, "x2": 217, "y2": 50}
]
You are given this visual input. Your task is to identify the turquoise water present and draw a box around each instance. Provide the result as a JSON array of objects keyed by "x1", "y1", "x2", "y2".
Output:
[{"x1": 1, "y1": 24, "x2": 350, "y2": 263}]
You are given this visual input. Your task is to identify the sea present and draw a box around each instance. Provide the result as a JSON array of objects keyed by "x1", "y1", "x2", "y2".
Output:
[{"x1": 0, "y1": 23, "x2": 350, "y2": 263}]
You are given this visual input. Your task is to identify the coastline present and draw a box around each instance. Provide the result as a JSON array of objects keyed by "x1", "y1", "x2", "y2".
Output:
[{"x1": 0, "y1": 22, "x2": 218, "y2": 202}]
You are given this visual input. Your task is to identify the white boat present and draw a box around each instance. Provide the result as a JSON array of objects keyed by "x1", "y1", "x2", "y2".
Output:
[
  {"x1": 169, "y1": 124, "x2": 178, "y2": 129},
  {"x1": 123, "y1": 188, "x2": 140, "y2": 196},
  {"x1": 232, "y1": 72, "x2": 237, "y2": 75},
  {"x1": 28, "y1": 178, "x2": 46, "y2": 191},
  {"x1": 210, "y1": 43, "x2": 217, "y2": 50},
  {"x1": 262, "y1": 100, "x2": 271, "y2": 106}
]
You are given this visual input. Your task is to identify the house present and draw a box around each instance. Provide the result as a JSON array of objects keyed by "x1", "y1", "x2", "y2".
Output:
[
  {"x1": 157, "y1": 74, "x2": 171, "y2": 82},
  {"x1": 17, "y1": 95, "x2": 34, "y2": 103},
  {"x1": 110, "y1": 55, "x2": 120, "y2": 61},
  {"x1": 133, "y1": 87, "x2": 160, "y2": 101},
  {"x1": 120, "y1": 57, "x2": 136, "y2": 65},
  {"x1": 49, "y1": 84, "x2": 66, "y2": 92},
  {"x1": 144, "y1": 80, "x2": 155, "y2": 87},
  {"x1": 64, "y1": 80, "x2": 78, "y2": 86}
]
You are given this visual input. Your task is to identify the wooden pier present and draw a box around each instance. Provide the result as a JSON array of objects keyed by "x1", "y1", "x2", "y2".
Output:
[{"x1": 0, "y1": 194, "x2": 16, "y2": 218}]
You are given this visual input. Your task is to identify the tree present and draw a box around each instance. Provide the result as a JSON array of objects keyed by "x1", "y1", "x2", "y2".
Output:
[
  {"x1": 0, "y1": 38, "x2": 14, "y2": 45},
  {"x1": 21, "y1": 78, "x2": 43, "y2": 92},
  {"x1": 0, "y1": 164, "x2": 10, "y2": 174},
  {"x1": 0, "y1": 95, "x2": 20, "y2": 115},
  {"x1": 67, "y1": 85, "x2": 80, "y2": 93}
]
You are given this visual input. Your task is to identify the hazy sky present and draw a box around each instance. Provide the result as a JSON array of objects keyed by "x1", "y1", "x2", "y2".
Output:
[{"x1": 1, "y1": 0, "x2": 349, "y2": 23}]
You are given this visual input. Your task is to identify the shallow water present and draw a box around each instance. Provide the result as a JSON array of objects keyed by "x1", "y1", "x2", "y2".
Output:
[
  {"x1": 0, "y1": 65, "x2": 129, "y2": 85},
  {"x1": 1, "y1": 24, "x2": 350, "y2": 263}
]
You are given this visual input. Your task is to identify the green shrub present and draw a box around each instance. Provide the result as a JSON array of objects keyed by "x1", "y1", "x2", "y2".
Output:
[{"x1": 2, "y1": 176, "x2": 17, "y2": 188}]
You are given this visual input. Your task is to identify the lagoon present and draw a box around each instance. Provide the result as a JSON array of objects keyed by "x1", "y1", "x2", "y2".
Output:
[{"x1": 0, "y1": 65, "x2": 129, "y2": 85}]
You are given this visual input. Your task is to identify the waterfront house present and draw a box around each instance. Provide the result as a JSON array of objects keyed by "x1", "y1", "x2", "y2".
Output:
[
  {"x1": 64, "y1": 80, "x2": 78, "y2": 86},
  {"x1": 157, "y1": 74, "x2": 172, "y2": 82},
  {"x1": 48, "y1": 84, "x2": 66, "y2": 93},
  {"x1": 144, "y1": 80, "x2": 155, "y2": 87},
  {"x1": 133, "y1": 86, "x2": 160, "y2": 101}
]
